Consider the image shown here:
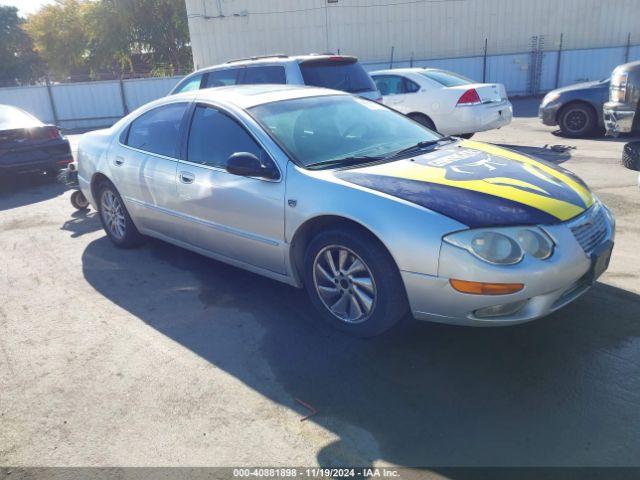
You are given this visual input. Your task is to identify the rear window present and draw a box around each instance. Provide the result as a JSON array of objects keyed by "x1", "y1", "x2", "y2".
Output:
[
  {"x1": 0, "y1": 105, "x2": 41, "y2": 129},
  {"x1": 300, "y1": 59, "x2": 376, "y2": 93},
  {"x1": 240, "y1": 66, "x2": 286, "y2": 85},
  {"x1": 419, "y1": 70, "x2": 474, "y2": 87},
  {"x1": 205, "y1": 68, "x2": 240, "y2": 88}
]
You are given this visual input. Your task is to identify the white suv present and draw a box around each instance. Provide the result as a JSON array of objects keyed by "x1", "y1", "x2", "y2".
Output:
[{"x1": 170, "y1": 54, "x2": 381, "y2": 101}]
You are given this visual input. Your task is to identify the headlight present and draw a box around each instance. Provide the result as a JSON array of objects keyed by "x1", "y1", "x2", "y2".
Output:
[
  {"x1": 542, "y1": 92, "x2": 560, "y2": 106},
  {"x1": 444, "y1": 226, "x2": 555, "y2": 265},
  {"x1": 610, "y1": 71, "x2": 628, "y2": 103}
]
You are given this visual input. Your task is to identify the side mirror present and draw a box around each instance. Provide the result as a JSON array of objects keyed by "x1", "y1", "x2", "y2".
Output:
[{"x1": 225, "y1": 152, "x2": 278, "y2": 180}]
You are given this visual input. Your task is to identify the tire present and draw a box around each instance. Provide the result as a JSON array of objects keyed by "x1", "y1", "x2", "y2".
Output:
[
  {"x1": 70, "y1": 190, "x2": 90, "y2": 210},
  {"x1": 622, "y1": 141, "x2": 640, "y2": 171},
  {"x1": 303, "y1": 226, "x2": 409, "y2": 337},
  {"x1": 408, "y1": 112, "x2": 436, "y2": 131},
  {"x1": 96, "y1": 181, "x2": 144, "y2": 248},
  {"x1": 558, "y1": 102, "x2": 597, "y2": 137}
]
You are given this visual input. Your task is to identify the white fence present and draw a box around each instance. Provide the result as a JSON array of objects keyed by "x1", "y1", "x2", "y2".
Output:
[
  {"x1": 0, "y1": 76, "x2": 182, "y2": 130},
  {"x1": 1, "y1": 44, "x2": 638, "y2": 130}
]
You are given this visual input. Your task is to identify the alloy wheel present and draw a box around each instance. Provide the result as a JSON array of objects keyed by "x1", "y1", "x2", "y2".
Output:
[
  {"x1": 100, "y1": 190, "x2": 126, "y2": 240},
  {"x1": 312, "y1": 245, "x2": 377, "y2": 324}
]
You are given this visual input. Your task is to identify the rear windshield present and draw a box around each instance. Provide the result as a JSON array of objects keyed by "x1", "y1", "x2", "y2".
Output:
[
  {"x1": 419, "y1": 69, "x2": 474, "y2": 87},
  {"x1": 0, "y1": 105, "x2": 40, "y2": 130},
  {"x1": 300, "y1": 59, "x2": 376, "y2": 93}
]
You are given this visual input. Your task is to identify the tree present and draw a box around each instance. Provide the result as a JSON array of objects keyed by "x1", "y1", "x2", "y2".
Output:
[
  {"x1": 0, "y1": 6, "x2": 44, "y2": 86},
  {"x1": 128, "y1": 0, "x2": 193, "y2": 74},
  {"x1": 25, "y1": 0, "x2": 90, "y2": 80},
  {"x1": 84, "y1": 0, "x2": 135, "y2": 76}
]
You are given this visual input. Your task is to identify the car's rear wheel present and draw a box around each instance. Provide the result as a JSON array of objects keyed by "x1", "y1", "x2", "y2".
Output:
[
  {"x1": 97, "y1": 181, "x2": 144, "y2": 248},
  {"x1": 622, "y1": 141, "x2": 640, "y2": 171},
  {"x1": 408, "y1": 112, "x2": 436, "y2": 131},
  {"x1": 304, "y1": 227, "x2": 408, "y2": 337},
  {"x1": 558, "y1": 102, "x2": 597, "y2": 137}
]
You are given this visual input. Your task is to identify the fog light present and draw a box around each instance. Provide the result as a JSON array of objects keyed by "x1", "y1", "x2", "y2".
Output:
[{"x1": 474, "y1": 300, "x2": 528, "y2": 318}]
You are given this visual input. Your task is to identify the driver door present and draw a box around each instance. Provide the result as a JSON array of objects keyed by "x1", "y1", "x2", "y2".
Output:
[{"x1": 173, "y1": 104, "x2": 286, "y2": 274}]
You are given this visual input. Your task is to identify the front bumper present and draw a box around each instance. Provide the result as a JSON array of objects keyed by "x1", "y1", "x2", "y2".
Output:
[
  {"x1": 603, "y1": 102, "x2": 635, "y2": 136},
  {"x1": 539, "y1": 101, "x2": 561, "y2": 126},
  {"x1": 403, "y1": 203, "x2": 615, "y2": 326}
]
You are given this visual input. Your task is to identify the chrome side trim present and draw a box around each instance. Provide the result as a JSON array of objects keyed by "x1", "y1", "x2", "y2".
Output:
[{"x1": 124, "y1": 196, "x2": 281, "y2": 247}]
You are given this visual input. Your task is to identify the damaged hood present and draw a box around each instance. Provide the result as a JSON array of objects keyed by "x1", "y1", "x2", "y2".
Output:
[{"x1": 335, "y1": 140, "x2": 594, "y2": 228}]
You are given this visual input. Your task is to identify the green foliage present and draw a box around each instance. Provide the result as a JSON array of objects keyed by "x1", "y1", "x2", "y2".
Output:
[
  {"x1": 0, "y1": 6, "x2": 45, "y2": 86},
  {"x1": 25, "y1": 0, "x2": 90, "y2": 80},
  {"x1": 23, "y1": 0, "x2": 193, "y2": 82}
]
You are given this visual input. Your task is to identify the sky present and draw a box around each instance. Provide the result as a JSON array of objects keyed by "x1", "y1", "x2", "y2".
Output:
[{"x1": 0, "y1": 0, "x2": 56, "y2": 16}]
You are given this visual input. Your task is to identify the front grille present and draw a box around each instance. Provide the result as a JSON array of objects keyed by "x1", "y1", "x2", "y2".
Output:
[{"x1": 570, "y1": 204, "x2": 608, "y2": 253}]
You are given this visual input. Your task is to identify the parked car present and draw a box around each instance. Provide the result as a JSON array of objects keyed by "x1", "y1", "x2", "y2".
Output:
[
  {"x1": 78, "y1": 85, "x2": 614, "y2": 337},
  {"x1": 370, "y1": 68, "x2": 512, "y2": 137},
  {"x1": 0, "y1": 104, "x2": 72, "y2": 176},
  {"x1": 538, "y1": 78, "x2": 609, "y2": 137},
  {"x1": 169, "y1": 53, "x2": 381, "y2": 101},
  {"x1": 604, "y1": 60, "x2": 640, "y2": 136}
]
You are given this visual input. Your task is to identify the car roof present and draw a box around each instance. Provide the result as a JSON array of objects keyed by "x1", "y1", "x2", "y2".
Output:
[
  {"x1": 170, "y1": 84, "x2": 349, "y2": 109},
  {"x1": 191, "y1": 54, "x2": 359, "y2": 73}
]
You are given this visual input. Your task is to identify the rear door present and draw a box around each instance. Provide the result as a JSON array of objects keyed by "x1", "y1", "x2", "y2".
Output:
[
  {"x1": 174, "y1": 103, "x2": 286, "y2": 274},
  {"x1": 116, "y1": 102, "x2": 190, "y2": 235}
]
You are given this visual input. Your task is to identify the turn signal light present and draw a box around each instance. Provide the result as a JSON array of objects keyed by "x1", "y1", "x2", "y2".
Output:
[
  {"x1": 449, "y1": 279, "x2": 524, "y2": 295},
  {"x1": 456, "y1": 88, "x2": 481, "y2": 105}
]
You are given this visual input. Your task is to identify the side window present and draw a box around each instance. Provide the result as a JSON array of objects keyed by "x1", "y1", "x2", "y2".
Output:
[
  {"x1": 125, "y1": 103, "x2": 188, "y2": 158},
  {"x1": 187, "y1": 105, "x2": 266, "y2": 170},
  {"x1": 173, "y1": 74, "x2": 203, "y2": 94},
  {"x1": 404, "y1": 78, "x2": 420, "y2": 93},
  {"x1": 205, "y1": 69, "x2": 240, "y2": 88},
  {"x1": 240, "y1": 66, "x2": 287, "y2": 85},
  {"x1": 372, "y1": 75, "x2": 405, "y2": 95}
]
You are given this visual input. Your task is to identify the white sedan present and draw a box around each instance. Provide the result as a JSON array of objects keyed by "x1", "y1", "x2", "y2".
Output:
[{"x1": 370, "y1": 68, "x2": 513, "y2": 137}]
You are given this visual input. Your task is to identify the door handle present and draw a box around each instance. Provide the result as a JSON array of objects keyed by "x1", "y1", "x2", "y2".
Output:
[
  {"x1": 114, "y1": 156, "x2": 124, "y2": 166},
  {"x1": 179, "y1": 171, "x2": 195, "y2": 184}
]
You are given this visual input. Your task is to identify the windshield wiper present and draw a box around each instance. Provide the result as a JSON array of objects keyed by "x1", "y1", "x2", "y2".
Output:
[
  {"x1": 306, "y1": 155, "x2": 384, "y2": 170},
  {"x1": 387, "y1": 136, "x2": 456, "y2": 159}
]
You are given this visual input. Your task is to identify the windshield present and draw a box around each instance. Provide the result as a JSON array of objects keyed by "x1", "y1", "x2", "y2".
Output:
[
  {"x1": 420, "y1": 69, "x2": 474, "y2": 87},
  {"x1": 249, "y1": 95, "x2": 440, "y2": 168},
  {"x1": 300, "y1": 59, "x2": 376, "y2": 93},
  {"x1": 0, "y1": 105, "x2": 41, "y2": 130}
]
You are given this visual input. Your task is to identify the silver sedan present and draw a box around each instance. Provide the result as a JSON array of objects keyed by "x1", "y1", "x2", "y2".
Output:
[{"x1": 77, "y1": 85, "x2": 615, "y2": 336}]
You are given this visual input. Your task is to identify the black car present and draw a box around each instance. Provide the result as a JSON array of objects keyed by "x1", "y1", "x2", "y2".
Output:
[
  {"x1": 0, "y1": 105, "x2": 72, "y2": 177},
  {"x1": 538, "y1": 78, "x2": 609, "y2": 137}
]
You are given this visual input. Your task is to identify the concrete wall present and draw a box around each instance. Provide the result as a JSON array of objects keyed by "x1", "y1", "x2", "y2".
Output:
[{"x1": 185, "y1": 0, "x2": 640, "y2": 69}]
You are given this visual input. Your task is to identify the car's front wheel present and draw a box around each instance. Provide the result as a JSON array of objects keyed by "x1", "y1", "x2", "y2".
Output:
[
  {"x1": 97, "y1": 181, "x2": 144, "y2": 248},
  {"x1": 304, "y1": 227, "x2": 408, "y2": 337},
  {"x1": 558, "y1": 102, "x2": 596, "y2": 137}
]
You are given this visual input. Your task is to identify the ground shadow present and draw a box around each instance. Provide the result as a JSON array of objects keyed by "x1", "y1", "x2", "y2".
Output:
[
  {"x1": 61, "y1": 209, "x2": 101, "y2": 238},
  {"x1": 0, "y1": 172, "x2": 67, "y2": 211},
  {"x1": 82, "y1": 237, "x2": 640, "y2": 468}
]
